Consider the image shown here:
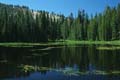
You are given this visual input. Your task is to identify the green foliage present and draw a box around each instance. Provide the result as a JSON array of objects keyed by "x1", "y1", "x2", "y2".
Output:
[{"x1": 0, "y1": 3, "x2": 120, "y2": 42}]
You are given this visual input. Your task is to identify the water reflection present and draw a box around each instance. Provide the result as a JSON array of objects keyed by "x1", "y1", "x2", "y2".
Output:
[{"x1": 0, "y1": 45, "x2": 120, "y2": 80}]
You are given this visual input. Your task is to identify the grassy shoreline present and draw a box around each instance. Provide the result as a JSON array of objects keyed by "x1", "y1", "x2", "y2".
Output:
[
  {"x1": 65, "y1": 40, "x2": 120, "y2": 45},
  {"x1": 0, "y1": 40, "x2": 120, "y2": 47}
]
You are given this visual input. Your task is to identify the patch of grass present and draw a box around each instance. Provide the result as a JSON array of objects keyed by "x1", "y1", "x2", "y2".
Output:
[
  {"x1": 93, "y1": 70, "x2": 110, "y2": 75},
  {"x1": 112, "y1": 71, "x2": 120, "y2": 74},
  {"x1": 65, "y1": 40, "x2": 120, "y2": 45},
  {"x1": 93, "y1": 70, "x2": 120, "y2": 75},
  {"x1": 97, "y1": 46, "x2": 120, "y2": 50},
  {"x1": 18, "y1": 65, "x2": 34, "y2": 73},
  {"x1": 18, "y1": 65, "x2": 51, "y2": 73},
  {"x1": 0, "y1": 42, "x2": 65, "y2": 47},
  {"x1": 0, "y1": 40, "x2": 120, "y2": 47}
]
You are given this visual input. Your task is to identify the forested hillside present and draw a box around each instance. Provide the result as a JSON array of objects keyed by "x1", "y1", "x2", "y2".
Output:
[{"x1": 0, "y1": 3, "x2": 120, "y2": 42}]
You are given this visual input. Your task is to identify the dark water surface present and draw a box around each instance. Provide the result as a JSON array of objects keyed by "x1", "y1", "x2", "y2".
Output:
[{"x1": 0, "y1": 45, "x2": 120, "y2": 80}]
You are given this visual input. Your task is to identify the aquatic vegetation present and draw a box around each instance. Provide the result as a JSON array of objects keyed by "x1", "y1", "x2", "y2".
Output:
[
  {"x1": 0, "y1": 40, "x2": 120, "y2": 48},
  {"x1": 97, "y1": 46, "x2": 120, "y2": 50},
  {"x1": 112, "y1": 71, "x2": 120, "y2": 74},
  {"x1": 54, "y1": 68, "x2": 120, "y2": 76},
  {"x1": 55, "y1": 68, "x2": 80, "y2": 76},
  {"x1": 31, "y1": 47, "x2": 54, "y2": 51},
  {"x1": 92, "y1": 70, "x2": 120, "y2": 75},
  {"x1": 0, "y1": 60, "x2": 8, "y2": 63},
  {"x1": 18, "y1": 65, "x2": 35, "y2": 73},
  {"x1": 55, "y1": 68, "x2": 88, "y2": 76},
  {"x1": 0, "y1": 44, "x2": 120, "y2": 80},
  {"x1": 17, "y1": 64, "x2": 120, "y2": 75},
  {"x1": 18, "y1": 65, "x2": 51, "y2": 73},
  {"x1": 38, "y1": 47, "x2": 54, "y2": 51}
]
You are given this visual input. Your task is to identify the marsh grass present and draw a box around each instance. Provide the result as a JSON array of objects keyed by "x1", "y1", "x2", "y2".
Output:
[
  {"x1": 97, "y1": 46, "x2": 120, "y2": 50},
  {"x1": 18, "y1": 65, "x2": 120, "y2": 75},
  {"x1": 0, "y1": 40, "x2": 120, "y2": 47}
]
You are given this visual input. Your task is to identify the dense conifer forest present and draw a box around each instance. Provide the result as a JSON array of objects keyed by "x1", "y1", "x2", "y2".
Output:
[{"x1": 0, "y1": 3, "x2": 120, "y2": 42}]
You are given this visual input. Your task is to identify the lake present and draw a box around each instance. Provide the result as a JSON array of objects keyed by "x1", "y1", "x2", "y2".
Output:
[{"x1": 0, "y1": 44, "x2": 120, "y2": 80}]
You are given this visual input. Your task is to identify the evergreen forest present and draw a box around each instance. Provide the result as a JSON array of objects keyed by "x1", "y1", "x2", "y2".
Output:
[{"x1": 0, "y1": 3, "x2": 120, "y2": 42}]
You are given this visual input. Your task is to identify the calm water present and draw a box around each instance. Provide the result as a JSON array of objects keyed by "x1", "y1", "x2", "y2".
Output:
[{"x1": 0, "y1": 45, "x2": 120, "y2": 80}]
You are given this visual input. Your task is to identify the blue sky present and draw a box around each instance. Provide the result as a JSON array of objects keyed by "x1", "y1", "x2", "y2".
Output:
[{"x1": 0, "y1": 0, "x2": 120, "y2": 17}]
